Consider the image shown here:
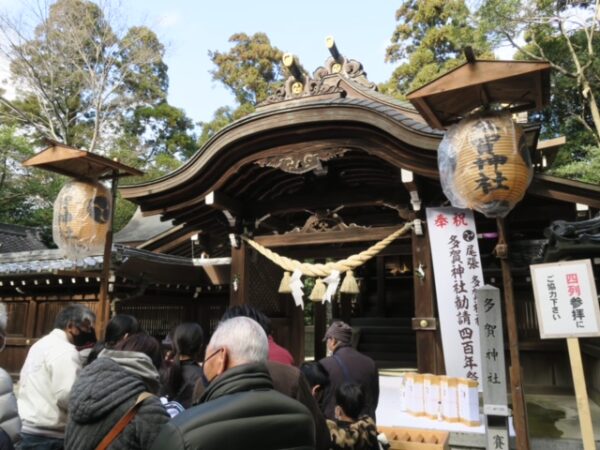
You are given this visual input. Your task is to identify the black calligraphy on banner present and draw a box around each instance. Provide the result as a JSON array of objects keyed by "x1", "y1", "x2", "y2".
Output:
[
  {"x1": 428, "y1": 207, "x2": 485, "y2": 383},
  {"x1": 546, "y1": 275, "x2": 560, "y2": 320},
  {"x1": 470, "y1": 120, "x2": 510, "y2": 195},
  {"x1": 448, "y1": 211, "x2": 480, "y2": 381}
]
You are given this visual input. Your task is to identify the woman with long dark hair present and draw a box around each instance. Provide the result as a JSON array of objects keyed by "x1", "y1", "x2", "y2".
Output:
[
  {"x1": 85, "y1": 314, "x2": 140, "y2": 366},
  {"x1": 160, "y1": 322, "x2": 204, "y2": 408}
]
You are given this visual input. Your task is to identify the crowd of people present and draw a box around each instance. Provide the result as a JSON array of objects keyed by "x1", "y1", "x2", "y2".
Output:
[{"x1": 0, "y1": 302, "x2": 384, "y2": 450}]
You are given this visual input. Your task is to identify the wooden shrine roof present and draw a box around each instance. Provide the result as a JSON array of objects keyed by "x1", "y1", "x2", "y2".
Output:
[
  {"x1": 23, "y1": 141, "x2": 143, "y2": 179},
  {"x1": 0, "y1": 224, "x2": 48, "y2": 254},
  {"x1": 0, "y1": 244, "x2": 228, "y2": 285},
  {"x1": 117, "y1": 55, "x2": 598, "y2": 258},
  {"x1": 406, "y1": 60, "x2": 551, "y2": 129}
]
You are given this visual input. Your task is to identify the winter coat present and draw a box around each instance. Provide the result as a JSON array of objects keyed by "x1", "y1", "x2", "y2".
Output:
[
  {"x1": 320, "y1": 345, "x2": 379, "y2": 421},
  {"x1": 327, "y1": 416, "x2": 379, "y2": 450},
  {"x1": 168, "y1": 359, "x2": 203, "y2": 409},
  {"x1": 65, "y1": 349, "x2": 169, "y2": 450},
  {"x1": 18, "y1": 329, "x2": 81, "y2": 437},
  {"x1": 268, "y1": 361, "x2": 331, "y2": 450},
  {"x1": 150, "y1": 362, "x2": 316, "y2": 450},
  {"x1": 268, "y1": 335, "x2": 295, "y2": 365},
  {"x1": 0, "y1": 368, "x2": 20, "y2": 444}
]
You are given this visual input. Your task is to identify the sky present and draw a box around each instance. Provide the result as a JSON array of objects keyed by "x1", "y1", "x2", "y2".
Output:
[
  {"x1": 123, "y1": 0, "x2": 400, "y2": 124},
  {"x1": 0, "y1": 0, "x2": 401, "y2": 123},
  {"x1": 0, "y1": 0, "x2": 518, "y2": 126}
]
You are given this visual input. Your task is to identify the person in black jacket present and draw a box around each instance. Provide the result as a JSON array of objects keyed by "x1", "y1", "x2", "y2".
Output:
[
  {"x1": 65, "y1": 333, "x2": 169, "y2": 450},
  {"x1": 319, "y1": 321, "x2": 379, "y2": 421},
  {"x1": 150, "y1": 316, "x2": 315, "y2": 450}
]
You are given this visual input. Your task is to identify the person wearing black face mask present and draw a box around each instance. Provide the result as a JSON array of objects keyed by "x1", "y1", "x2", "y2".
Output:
[{"x1": 18, "y1": 304, "x2": 96, "y2": 450}]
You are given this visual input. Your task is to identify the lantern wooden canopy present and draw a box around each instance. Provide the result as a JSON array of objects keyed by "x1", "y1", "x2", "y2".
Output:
[
  {"x1": 22, "y1": 140, "x2": 143, "y2": 179},
  {"x1": 406, "y1": 52, "x2": 551, "y2": 130}
]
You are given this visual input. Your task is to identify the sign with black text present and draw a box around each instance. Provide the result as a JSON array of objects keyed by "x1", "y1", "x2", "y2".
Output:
[
  {"x1": 426, "y1": 207, "x2": 484, "y2": 382},
  {"x1": 530, "y1": 259, "x2": 600, "y2": 339}
]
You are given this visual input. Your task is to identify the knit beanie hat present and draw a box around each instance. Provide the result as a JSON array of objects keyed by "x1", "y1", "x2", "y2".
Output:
[{"x1": 323, "y1": 321, "x2": 352, "y2": 344}]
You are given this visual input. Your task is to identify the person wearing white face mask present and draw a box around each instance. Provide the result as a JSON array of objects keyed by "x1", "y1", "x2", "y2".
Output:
[
  {"x1": 0, "y1": 303, "x2": 20, "y2": 450},
  {"x1": 319, "y1": 321, "x2": 379, "y2": 422},
  {"x1": 18, "y1": 304, "x2": 95, "y2": 450},
  {"x1": 150, "y1": 316, "x2": 316, "y2": 450}
]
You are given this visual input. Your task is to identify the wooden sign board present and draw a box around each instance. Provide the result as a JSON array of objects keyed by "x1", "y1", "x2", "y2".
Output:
[
  {"x1": 477, "y1": 286, "x2": 509, "y2": 413},
  {"x1": 530, "y1": 259, "x2": 600, "y2": 339}
]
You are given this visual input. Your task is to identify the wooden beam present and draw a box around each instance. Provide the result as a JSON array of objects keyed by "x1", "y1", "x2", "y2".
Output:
[
  {"x1": 151, "y1": 230, "x2": 199, "y2": 254},
  {"x1": 253, "y1": 226, "x2": 409, "y2": 248},
  {"x1": 401, "y1": 169, "x2": 421, "y2": 212},
  {"x1": 252, "y1": 188, "x2": 405, "y2": 218},
  {"x1": 496, "y1": 218, "x2": 531, "y2": 450},
  {"x1": 205, "y1": 190, "x2": 242, "y2": 216},
  {"x1": 412, "y1": 228, "x2": 444, "y2": 374}
]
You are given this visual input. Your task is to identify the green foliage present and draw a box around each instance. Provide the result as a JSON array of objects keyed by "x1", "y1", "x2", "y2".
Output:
[
  {"x1": 0, "y1": 126, "x2": 64, "y2": 234},
  {"x1": 0, "y1": 0, "x2": 196, "y2": 160},
  {"x1": 0, "y1": 0, "x2": 197, "y2": 232},
  {"x1": 199, "y1": 33, "x2": 285, "y2": 147},
  {"x1": 382, "y1": 0, "x2": 493, "y2": 97},
  {"x1": 209, "y1": 32, "x2": 284, "y2": 105},
  {"x1": 478, "y1": 0, "x2": 600, "y2": 181},
  {"x1": 551, "y1": 145, "x2": 600, "y2": 184}
]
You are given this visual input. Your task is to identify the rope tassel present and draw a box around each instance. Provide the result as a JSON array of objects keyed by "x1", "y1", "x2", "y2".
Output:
[
  {"x1": 278, "y1": 271, "x2": 292, "y2": 293},
  {"x1": 340, "y1": 270, "x2": 359, "y2": 294},
  {"x1": 309, "y1": 278, "x2": 326, "y2": 302}
]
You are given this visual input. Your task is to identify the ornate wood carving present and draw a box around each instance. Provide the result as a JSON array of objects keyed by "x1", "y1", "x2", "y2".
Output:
[
  {"x1": 261, "y1": 77, "x2": 345, "y2": 105},
  {"x1": 254, "y1": 148, "x2": 348, "y2": 175},
  {"x1": 313, "y1": 56, "x2": 377, "y2": 91},
  {"x1": 285, "y1": 208, "x2": 368, "y2": 234},
  {"x1": 259, "y1": 45, "x2": 376, "y2": 106}
]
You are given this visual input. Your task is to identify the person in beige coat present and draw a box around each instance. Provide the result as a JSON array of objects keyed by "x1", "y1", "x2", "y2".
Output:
[
  {"x1": 0, "y1": 303, "x2": 20, "y2": 450},
  {"x1": 18, "y1": 304, "x2": 95, "y2": 450}
]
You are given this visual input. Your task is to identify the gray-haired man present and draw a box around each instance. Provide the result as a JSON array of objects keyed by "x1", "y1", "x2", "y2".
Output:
[
  {"x1": 151, "y1": 316, "x2": 316, "y2": 450},
  {"x1": 18, "y1": 304, "x2": 95, "y2": 450}
]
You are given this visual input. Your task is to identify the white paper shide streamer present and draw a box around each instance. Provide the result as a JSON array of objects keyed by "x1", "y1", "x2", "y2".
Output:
[
  {"x1": 290, "y1": 269, "x2": 304, "y2": 309},
  {"x1": 322, "y1": 270, "x2": 340, "y2": 303}
]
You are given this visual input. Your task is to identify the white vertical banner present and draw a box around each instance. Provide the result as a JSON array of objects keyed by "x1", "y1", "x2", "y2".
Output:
[{"x1": 426, "y1": 207, "x2": 484, "y2": 382}]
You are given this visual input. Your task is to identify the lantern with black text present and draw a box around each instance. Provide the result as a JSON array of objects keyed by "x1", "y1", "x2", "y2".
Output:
[
  {"x1": 52, "y1": 179, "x2": 112, "y2": 259},
  {"x1": 438, "y1": 113, "x2": 533, "y2": 218}
]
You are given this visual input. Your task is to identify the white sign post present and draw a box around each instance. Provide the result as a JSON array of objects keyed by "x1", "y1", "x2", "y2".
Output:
[
  {"x1": 426, "y1": 207, "x2": 484, "y2": 383},
  {"x1": 530, "y1": 259, "x2": 600, "y2": 450}
]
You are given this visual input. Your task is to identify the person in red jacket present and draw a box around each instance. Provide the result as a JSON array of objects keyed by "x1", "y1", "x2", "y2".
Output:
[{"x1": 221, "y1": 305, "x2": 294, "y2": 365}]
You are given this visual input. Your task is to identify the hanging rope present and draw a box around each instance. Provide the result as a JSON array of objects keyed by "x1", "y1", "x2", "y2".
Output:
[{"x1": 242, "y1": 223, "x2": 413, "y2": 277}]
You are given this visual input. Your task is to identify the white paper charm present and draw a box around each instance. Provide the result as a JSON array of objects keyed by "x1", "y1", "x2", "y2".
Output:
[
  {"x1": 290, "y1": 269, "x2": 304, "y2": 309},
  {"x1": 323, "y1": 270, "x2": 340, "y2": 303}
]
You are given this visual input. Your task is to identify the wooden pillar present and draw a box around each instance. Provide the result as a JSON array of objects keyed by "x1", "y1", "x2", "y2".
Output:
[
  {"x1": 340, "y1": 295, "x2": 352, "y2": 324},
  {"x1": 97, "y1": 173, "x2": 118, "y2": 338},
  {"x1": 314, "y1": 301, "x2": 327, "y2": 360},
  {"x1": 229, "y1": 240, "x2": 247, "y2": 306},
  {"x1": 376, "y1": 256, "x2": 386, "y2": 316},
  {"x1": 496, "y1": 218, "x2": 530, "y2": 450},
  {"x1": 288, "y1": 296, "x2": 305, "y2": 364},
  {"x1": 412, "y1": 227, "x2": 444, "y2": 374}
]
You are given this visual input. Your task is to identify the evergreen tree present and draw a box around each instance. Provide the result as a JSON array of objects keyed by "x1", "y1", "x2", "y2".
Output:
[
  {"x1": 382, "y1": 0, "x2": 493, "y2": 98},
  {"x1": 199, "y1": 32, "x2": 285, "y2": 146},
  {"x1": 478, "y1": 0, "x2": 600, "y2": 182}
]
